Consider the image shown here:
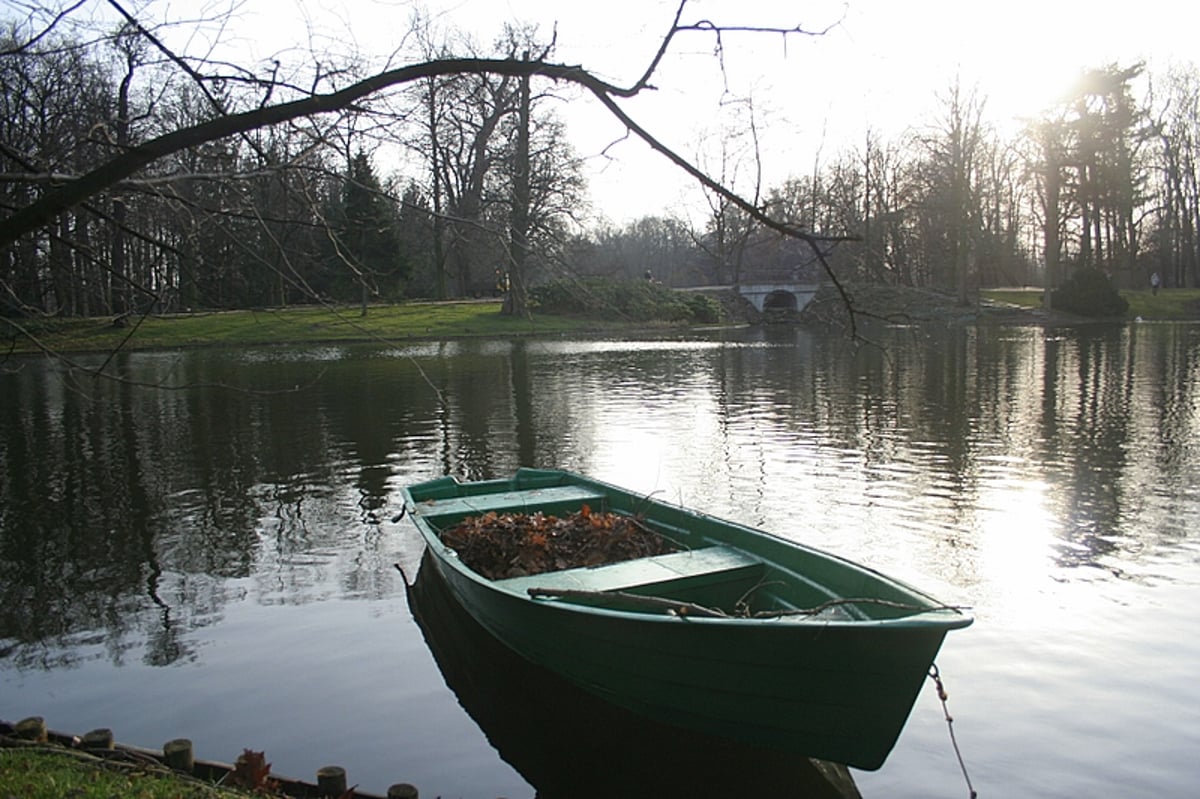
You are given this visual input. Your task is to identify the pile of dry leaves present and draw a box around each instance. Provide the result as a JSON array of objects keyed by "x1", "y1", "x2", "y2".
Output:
[{"x1": 440, "y1": 505, "x2": 677, "y2": 580}]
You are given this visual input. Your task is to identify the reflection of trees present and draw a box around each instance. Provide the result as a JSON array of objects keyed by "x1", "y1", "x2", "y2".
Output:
[
  {"x1": 1, "y1": 361, "x2": 192, "y2": 668},
  {"x1": 0, "y1": 346, "x2": 524, "y2": 668},
  {"x1": 1, "y1": 359, "x2": 224, "y2": 667},
  {"x1": 445, "y1": 347, "x2": 520, "y2": 480},
  {"x1": 1049, "y1": 327, "x2": 1134, "y2": 567},
  {"x1": 701, "y1": 323, "x2": 1199, "y2": 576},
  {"x1": 4, "y1": 327, "x2": 1199, "y2": 670},
  {"x1": 510, "y1": 341, "x2": 537, "y2": 468},
  {"x1": 1026, "y1": 324, "x2": 1200, "y2": 567}
]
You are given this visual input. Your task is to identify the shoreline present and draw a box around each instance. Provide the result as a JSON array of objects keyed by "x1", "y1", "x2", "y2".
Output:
[
  {"x1": 4, "y1": 287, "x2": 1197, "y2": 359},
  {"x1": 1, "y1": 715, "x2": 402, "y2": 799}
]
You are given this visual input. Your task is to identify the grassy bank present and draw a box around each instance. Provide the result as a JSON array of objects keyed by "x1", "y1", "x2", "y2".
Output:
[
  {"x1": 982, "y1": 287, "x2": 1200, "y2": 319},
  {"x1": 4, "y1": 300, "x2": 629, "y2": 356},
  {"x1": 7, "y1": 288, "x2": 1199, "y2": 358},
  {"x1": 0, "y1": 748, "x2": 252, "y2": 799}
]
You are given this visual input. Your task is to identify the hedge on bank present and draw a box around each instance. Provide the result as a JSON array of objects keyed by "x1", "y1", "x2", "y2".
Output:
[{"x1": 1051, "y1": 267, "x2": 1130, "y2": 317}]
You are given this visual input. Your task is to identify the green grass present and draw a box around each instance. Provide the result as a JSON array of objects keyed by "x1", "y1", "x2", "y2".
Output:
[
  {"x1": 9, "y1": 290, "x2": 1198, "y2": 358},
  {"x1": 0, "y1": 749, "x2": 250, "y2": 799},
  {"x1": 4, "y1": 300, "x2": 630, "y2": 355},
  {"x1": 982, "y1": 287, "x2": 1200, "y2": 319},
  {"x1": 981, "y1": 288, "x2": 1045, "y2": 309},
  {"x1": 1121, "y1": 288, "x2": 1200, "y2": 320}
]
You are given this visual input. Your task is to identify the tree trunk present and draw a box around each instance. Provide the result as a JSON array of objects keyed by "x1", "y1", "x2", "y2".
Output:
[
  {"x1": 111, "y1": 53, "x2": 136, "y2": 317},
  {"x1": 1043, "y1": 163, "x2": 1061, "y2": 309},
  {"x1": 425, "y1": 76, "x2": 447, "y2": 300},
  {"x1": 503, "y1": 55, "x2": 532, "y2": 318}
]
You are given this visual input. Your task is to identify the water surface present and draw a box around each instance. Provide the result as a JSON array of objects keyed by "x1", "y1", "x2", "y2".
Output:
[{"x1": 3, "y1": 322, "x2": 1199, "y2": 797}]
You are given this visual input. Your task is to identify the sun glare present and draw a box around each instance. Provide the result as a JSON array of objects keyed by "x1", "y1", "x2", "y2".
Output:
[
  {"x1": 828, "y1": 0, "x2": 1185, "y2": 138},
  {"x1": 976, "y1": 477, "x2": 1058, "y2": 617}
]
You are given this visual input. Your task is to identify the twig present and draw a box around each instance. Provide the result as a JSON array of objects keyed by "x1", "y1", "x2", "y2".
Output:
[
  {"x1": 527, "y1": 587, "x2": 728, "y2": 618},
  {"x1": 0, "y1": 0, "x2": 89, "y2": 55},
  {"x1": 752, "y1": 597, "x2": 972, "y2": 619},
  {"x1": 528, "y1": 583, "x2": 968, "y2": 622}
]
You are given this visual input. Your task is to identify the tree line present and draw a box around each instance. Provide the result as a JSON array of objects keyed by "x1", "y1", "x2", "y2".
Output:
[
  {"x1": 1, "y1": 8, "x2": 591, "y2": 319},
  {"x1": 3, "y1": 2, "x2": 1200, "y2": 324},
  {"x1": 686, "y1": 62, "x2": 1200, "y2": 304},
  {"x1": 568, "y1": 61, "x2": 1200, "y2": 306}
]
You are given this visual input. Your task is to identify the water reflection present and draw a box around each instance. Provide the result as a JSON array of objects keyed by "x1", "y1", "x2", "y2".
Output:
[
  {"x1": 407, "y1": 552, "x2": 860, "y2": 799},
  {"x1": 4, "y1": 326, "x2": 1200, "y2": 668},
  {"x1": 3, "y1": 323, "x2": 1200, "y2": 796}
]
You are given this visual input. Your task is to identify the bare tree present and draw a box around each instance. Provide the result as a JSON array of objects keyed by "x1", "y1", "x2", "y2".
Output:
[
  {"x1": 692, "y1": 97, "x2": 764, "y2": 288},
  {"x1": 1145, "y1": 65, "x2": 1200, "y2": 288},
  {"x1": 1, "y1": 0, "x2": 854, "y2": 348},
  {"x1": 1064, "y1": 63, "x2": 1150, "y2": 284},
  {"x1": 1032, "y1": 118, "x2": 1068, "y2": 306}
]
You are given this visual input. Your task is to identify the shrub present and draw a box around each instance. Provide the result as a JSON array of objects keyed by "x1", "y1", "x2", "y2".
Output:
[
  {"x1": 683, "y1": 293, "x2": 722, "y2": 323},
  {"x1": 1051, "y1": 268, "x2": 1129, "y2": 317}
]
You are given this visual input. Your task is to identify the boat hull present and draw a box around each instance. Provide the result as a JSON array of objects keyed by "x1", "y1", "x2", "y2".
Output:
[
  {"x1": 403, "y1": 468, "x2": 971, "y2": 770},
  {"x1": 408, "y1": 551, "x2": 863, "y2": 798}
]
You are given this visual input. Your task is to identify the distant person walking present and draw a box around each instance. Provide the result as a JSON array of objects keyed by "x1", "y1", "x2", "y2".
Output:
[{"x1": 1151, "y1": 271, "x2": 1161, "y2": 295}]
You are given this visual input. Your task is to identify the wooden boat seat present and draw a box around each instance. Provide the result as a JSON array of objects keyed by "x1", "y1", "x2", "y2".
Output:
[
  {"x1": 494, "y1": 545, "x2": 761, "y2": 595},
  {"x1": 416, "y1": 484, "x2": 608, "y2": 525}
]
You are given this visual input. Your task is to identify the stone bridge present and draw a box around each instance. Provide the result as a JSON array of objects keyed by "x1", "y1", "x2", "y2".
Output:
[{"x1": 737, "y1": 282, "x2": 820, "y2": 313}]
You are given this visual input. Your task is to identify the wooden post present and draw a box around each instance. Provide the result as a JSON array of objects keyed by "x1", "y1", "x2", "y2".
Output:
[
  {"x1": 162, "y1": 738, "x2": 195, "y2": 772},
  {"x1": 14, "y1": 716, "x2": 47, "y2": 742},
  {"x1": 316, "y1": 765, "x2": 347, "y2": 797},
  {"x1": 81, "y1": 728, "x2": 114, "y2": 750},
  {"x1": 387, "y1": 784, "x2": 418, "y2": 799}
]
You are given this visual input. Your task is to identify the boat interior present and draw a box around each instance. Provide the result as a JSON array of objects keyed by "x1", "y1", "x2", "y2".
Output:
[{"x1": 415, "y1": 483, "x2": 875, "y2": 620}]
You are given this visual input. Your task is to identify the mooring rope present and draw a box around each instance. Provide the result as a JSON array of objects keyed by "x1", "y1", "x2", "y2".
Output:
[{"x1": 929, "y1": 663, "x2": 977, "y2": 798}]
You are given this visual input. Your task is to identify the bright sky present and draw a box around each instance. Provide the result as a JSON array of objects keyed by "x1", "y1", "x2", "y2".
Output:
[{"x1": 201, "y1": 0, "x2": 1200, "y2": 223}]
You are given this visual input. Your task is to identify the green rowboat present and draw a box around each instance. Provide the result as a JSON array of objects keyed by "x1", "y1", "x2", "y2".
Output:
[{"x1": 401, "y1": 468, "x2": 972, "y2": 770}]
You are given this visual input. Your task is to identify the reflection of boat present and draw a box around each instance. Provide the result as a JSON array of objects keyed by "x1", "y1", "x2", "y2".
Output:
[
  {"x1": 401, "y1": 468, "x2": 971, "y2": 771},
  {"x1": 407, "y1": 552, "x2": 861, "y2": 799}
]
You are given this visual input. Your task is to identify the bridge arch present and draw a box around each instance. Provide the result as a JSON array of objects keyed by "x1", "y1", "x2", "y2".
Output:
[{"x1": 762, "y1": 290, "x2": 799, "y2": 311}]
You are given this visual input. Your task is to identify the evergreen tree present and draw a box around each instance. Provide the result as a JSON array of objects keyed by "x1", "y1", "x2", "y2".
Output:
[{"x1": 330, "y1": 151, "x2": 407, "y2": 309}]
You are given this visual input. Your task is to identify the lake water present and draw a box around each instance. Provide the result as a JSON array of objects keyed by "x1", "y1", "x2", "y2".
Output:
[{"x1": 2, "y1": 322, "x2": 1199, "y2": 798}]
